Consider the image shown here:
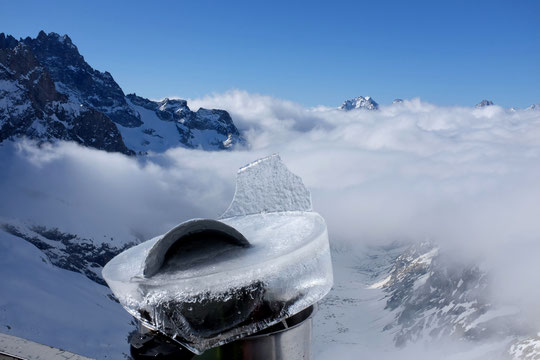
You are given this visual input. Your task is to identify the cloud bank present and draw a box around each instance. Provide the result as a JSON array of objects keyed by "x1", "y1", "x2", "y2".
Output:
[{"x1": 2, "y1": 90, "x2": 540, "y2": 357}]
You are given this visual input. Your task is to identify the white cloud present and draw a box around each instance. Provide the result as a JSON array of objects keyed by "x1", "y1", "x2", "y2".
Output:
[{"x1": 2, "y1": 90, "x2": 540, "y2": 357}]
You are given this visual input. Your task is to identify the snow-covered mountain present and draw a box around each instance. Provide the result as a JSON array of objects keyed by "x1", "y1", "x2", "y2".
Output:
[
  {"x1": 0, "y1": 218, "x2": 136, "y2": 285},
  {"x1": 340, "y1": 96, "x2": 379, "y2": 110},
  {"x1": 476, "y1": 99, "x2": 495, "y2": 108},
  {"x1": 0, "y1": 225, "x2": 134, "y2": 359},
  {"x1": 315, "y1": 241, "x2": 539, "y2": 359},
  {"x1": 22, "y1": 31, "x2": 141, "y2": 128},
  {"x1": 122, "y1": 94, "x2": 244, "y2": 153},
  {"x1": 0, "y1": 31, "x2": 245, "y2": 154},
  {"x1": 0, "y1": 33, "x2": 133, "y2": 155}
]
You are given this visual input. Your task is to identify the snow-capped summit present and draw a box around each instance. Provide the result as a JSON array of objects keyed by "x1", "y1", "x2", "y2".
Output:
[
  {"x1": 340, "y1": 96, "x2": 379, "y2": 111},
  {"x1": 0, "y1": 31, "x2": 246, "y2": 154},
  {"x1": 475, "y1": 99, "x2": 494, "y2": 108},
  {"x1": 527, "y1": 104, "x2": 540, "y2": 111},
  {"x1": 392, "y1": 98, "x2": 404, "y2": 104}
]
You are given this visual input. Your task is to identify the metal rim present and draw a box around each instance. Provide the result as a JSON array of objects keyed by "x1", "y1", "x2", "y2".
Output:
[{"x1": 242, "y1": 305, "x2": 315, "y2": 340}]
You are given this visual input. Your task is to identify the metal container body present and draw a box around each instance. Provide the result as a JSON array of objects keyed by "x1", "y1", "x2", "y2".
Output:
[{"x1": 194, "y1": 306, "x2": 314, "y2": 360}]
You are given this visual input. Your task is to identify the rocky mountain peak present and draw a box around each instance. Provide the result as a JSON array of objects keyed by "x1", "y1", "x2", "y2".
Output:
[
  {"x1": 1, "y1": 31, "x2": 246, "y2": 154},
  {"x1": 29, "y1": 31, "x2": 79, "y2": 59},
  {"x1": 22, "y1": 31, "x2": 142, "y2": 128},
  {"x1": 0, "y1": 33, "x2": 133, "y2": 155},
  {"x1": 340, "y1": 96, "x2": 379, "y2": 110},
  {"x1": 157, "y1": 98, "x2": 189, "y2": 115},
  {"x1": 475, "y1": 99, "x2": 494, "y2": 108},
  {"x1": 0, "y1": 33, "x2": 18, "y2": 49}
]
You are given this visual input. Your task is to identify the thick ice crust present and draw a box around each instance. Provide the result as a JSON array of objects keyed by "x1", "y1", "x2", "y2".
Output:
[
  {"x1": 102, "y1": 212, "x2": 333, "y2": 354},
  {"x1": 103, "y1": 155, "x2": 332, "y2": 354},
  {"x1": 220, "y1": 154, "x2": 312, "y2": 218}
]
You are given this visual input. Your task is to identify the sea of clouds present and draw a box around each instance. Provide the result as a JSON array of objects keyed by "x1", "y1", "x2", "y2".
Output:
[{"x1": 2, "y1": 90, "x2": 540, "y2": 357}]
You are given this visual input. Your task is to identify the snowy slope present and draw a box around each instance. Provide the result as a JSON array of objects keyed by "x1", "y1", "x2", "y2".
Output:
[
  {"x1": 0, "y1": 230, "x2": 135, "y2": 359},
  {"x1": 0, "y1": 217, "x2": 137, "y2": 285},
  {"x1": 314, "y1": 242, "x2": 538, "y2": 359},
  {"x1": 118, "y1": 98, "x2": 187, "y2": 153},
  {"x1": 2, "y1": 218, "x2": 538, "y2": 359},
  {"x1": 120, "y1": 95, "x2": 245, "y2": 154}
]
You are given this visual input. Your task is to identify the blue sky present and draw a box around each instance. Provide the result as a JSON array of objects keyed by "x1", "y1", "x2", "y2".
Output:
[{"x1": 1, "y1": 0, "x2": 539, "y2": 107}]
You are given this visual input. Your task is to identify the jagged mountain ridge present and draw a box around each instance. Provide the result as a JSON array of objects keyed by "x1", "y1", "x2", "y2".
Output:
[
  {"x1": 123, "y1": 93, "x2": 244, "y2": 153},
  {"x1": 0, "y1": 34, "x2": 133, "y2": 154},
  {"x1": 340, "y1": 96, "x2": 379, "y2": 110},
  {"x1": 22, "y1": 31, "x2": 142, "y2": 128},
  {"x1": 0, "y1": 31, "x2": 245, "y2": 154}
]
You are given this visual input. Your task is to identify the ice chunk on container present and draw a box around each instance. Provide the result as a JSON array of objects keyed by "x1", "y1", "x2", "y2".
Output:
[
  {"x1": 102, "y1": 155, "x2": 333, "y2": 354},
  {"x1": 221, "y1": 154, "x2": 312, "y2": 218}
]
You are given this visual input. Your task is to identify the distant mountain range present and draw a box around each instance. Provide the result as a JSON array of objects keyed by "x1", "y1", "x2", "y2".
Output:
[
  {"x1": 2, "y1": 31, "x2": 537, "y2": 155},
  {"x1": 0, "y1": 31, "x2": 245, "y2": 155},
  {"x1": 339, "y1": 96, "x2": 540, "y2": 111}
]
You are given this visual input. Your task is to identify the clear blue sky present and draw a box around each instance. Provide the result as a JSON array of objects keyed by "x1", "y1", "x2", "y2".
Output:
[{"x1": 1, "y1": 0, "x2": 539, "y2": 107}]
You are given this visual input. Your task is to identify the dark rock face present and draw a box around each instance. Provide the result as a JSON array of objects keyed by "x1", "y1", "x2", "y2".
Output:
[
  {"x1": 0, "y1": 33, "x2": 19, "y2": 50},
  {"x1": 0, "y1": 37, "x2": 133, "y2": 155},
  {"x1": 72, "y1": 109, "x2": 135, "y2": 153},
  {"x1": 22, "y1": 31, "x2": 141, "y2": 127}
]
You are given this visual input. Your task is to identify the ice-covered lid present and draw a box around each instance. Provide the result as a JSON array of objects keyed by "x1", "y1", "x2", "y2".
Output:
[{"x1": 102, "y1": 154, "x2": 333, "y2": 354}]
